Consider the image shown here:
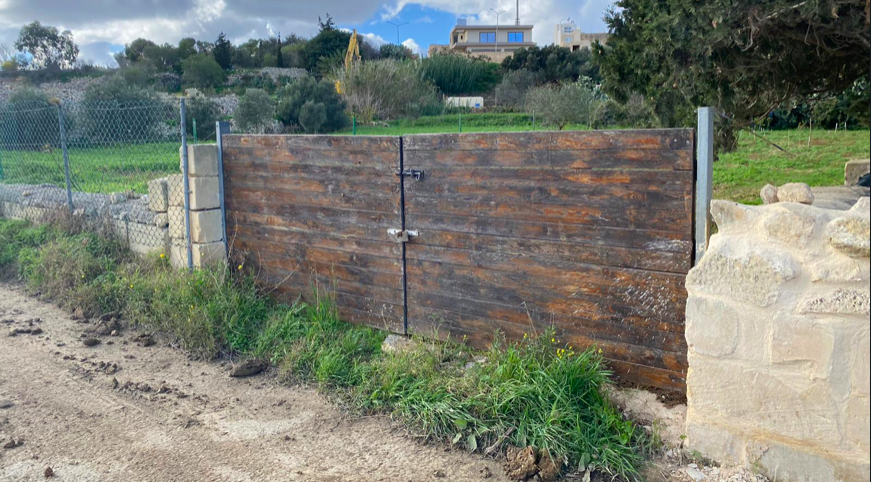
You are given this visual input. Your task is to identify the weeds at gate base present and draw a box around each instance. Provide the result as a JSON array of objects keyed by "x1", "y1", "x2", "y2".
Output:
[{"x1": 0, "y1": 217, "x2": 649, "y2": 480}]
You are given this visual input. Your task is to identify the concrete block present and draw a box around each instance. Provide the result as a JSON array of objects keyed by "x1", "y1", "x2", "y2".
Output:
[
  {"x1": 845, "y1": 159, "x2": 870, "y2": 186},
  {"x1": 167, "y1": 176, "x2": 220, "y2": 211},
  {"x1": 180, "y1": 144, "x2": 219, "y2": 177},
  {"x1": 168, "y1": 206, "x2": 185, "y2": 239},
  {"x1": 167, "y1": 174, "x2": 183, "y2": 207},
  {"x1": 189, "y1": 209, "x2": 223, "y2": 243},
  {"x1": 170, "y1": 243, "x2": 187, "y2": 269},
  {"x1": 148, "y1": 177, "x2": 168, "y2": 213},
  {"x1": 191, "y1": 241, "x2": 226, "y2": 267},
  {"x1": 154, "y1": 212, "x2": 168, "y2": 228}
]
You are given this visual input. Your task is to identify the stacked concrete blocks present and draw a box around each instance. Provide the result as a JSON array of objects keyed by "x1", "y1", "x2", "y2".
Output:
[{"x1": 168, "y1": 144, "x2": 226, "y2": 268}]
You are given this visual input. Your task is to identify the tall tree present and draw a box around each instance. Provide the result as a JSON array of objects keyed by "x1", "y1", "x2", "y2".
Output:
[
  {"x1": 318, "y1": 14, "x2": 336, "y2": 32},
  {"x1": 276, "y1": 33, "x2": 284, "y2": 68},
  {"x1": 213, "y1": 32, "x2": 232, "y2": 70},
  {"x1": 595, "y1": 0, "x2": 870, "y2": 142},
  {"x1": 14, "y1": 21, "x2": 79, "y2": 70}
]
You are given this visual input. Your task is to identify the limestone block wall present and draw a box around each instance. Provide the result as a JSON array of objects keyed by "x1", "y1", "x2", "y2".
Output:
[
  {"x1": 685, "y1": 198, "x2": 870, "y2": 482},
  {"x1": 167, "y1": 144, "x2": 226, "y2": 268}
]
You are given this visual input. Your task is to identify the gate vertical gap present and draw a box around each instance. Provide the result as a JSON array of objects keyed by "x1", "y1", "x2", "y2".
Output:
[{"x1": 398, "y1": 136, "x2": 409, "y2": 334}]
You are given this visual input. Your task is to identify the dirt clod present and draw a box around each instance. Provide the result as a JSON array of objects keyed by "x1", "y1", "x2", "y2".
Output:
[
  {"x1": 44, "y1": 467, "x2": 54, "y2": 478},
  {"x1": 3, "y1": 438, "x2": 24, "y2": 449},
  {"x1": 229, "y1": 359, "x2": 268, "y2": 378},
  {"x1": 433, "y1": 470, "x2": 446, "y2": 478},
  {"x1": 537, "y1": 453, "x2": 561, "y2": 482},
  {"x1": 134, "y1": 334, "x2": 155, "y2": 347},
  {"x1": 0, "y1": 399, "x2": 13, "y2": 409},
  {"x1": 505, "y1": 446, "x2": 538, "y2": 481},
  {"x1": 82, "y1": 337, "x2": 101, "y2": 347}
]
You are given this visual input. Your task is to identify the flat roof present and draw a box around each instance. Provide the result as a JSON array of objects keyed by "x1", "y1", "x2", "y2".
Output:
[{"x1": 452, "y1": 24, "x2": 534, "y2": 32}]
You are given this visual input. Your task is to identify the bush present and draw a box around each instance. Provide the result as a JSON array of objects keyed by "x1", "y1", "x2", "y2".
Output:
[
  {"x1": 495, "y1": 69, "x2": 538, "y2": 109},
  {"x1": 0, "y1": 87, "x2": 59, "y2": 149},
  {"x1": 79, "y1": 75, "x2": 164, "y2": 143},
  {"x1": 186, "y1": 96, "x2": 222, "y2": 140},
  {"x1": 503, "y1": 46, "x2": 601, "y2": 84},
  {"x1": 337, "y1": 59, "x2": 441, "y2": 123},
  {"x1": 119, "y1": 63, "x2": 154, "y2": 87},
  {"x1": 592, "y1": 94, "x2": 659, "y2": 129},
  {"x1": 182, "y1": 54, "x2": 226, "y2": 89},
  {"x1": 235, "y1": 88, "x2": 275, "y2": 133},
  {"x1": 421, "y1": 54, "x2": 501, "y2": 95},
  {"x1": 156, "y1": 72, "x2": 182, "y2": 93},
  {"x1": 524, "y1": 80, "x2": 602, "y2": 130},
  {"x1": 276, "y1": 77, "x2": 347, "y2": 133}
]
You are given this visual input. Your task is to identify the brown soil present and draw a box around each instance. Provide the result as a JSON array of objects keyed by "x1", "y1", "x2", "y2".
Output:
[{"x1": 0, "y1": 283, "x2": 508, "y2": 482}]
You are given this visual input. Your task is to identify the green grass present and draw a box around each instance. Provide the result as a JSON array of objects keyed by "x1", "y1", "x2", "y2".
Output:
[
  {"x1": 0, "y1": 217, "x2": 649, "y2": 480},
  {"x1": 0, "y1": 142, "x2": 179, "y2": 194},
  {"x1": 715, "y1": 128, "x2": 869, "y2": 204}
]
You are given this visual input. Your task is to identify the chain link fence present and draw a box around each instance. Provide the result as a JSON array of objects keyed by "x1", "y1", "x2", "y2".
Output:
[{"x1": 0, "y1": 98, "x2": 189, "y2": 262}]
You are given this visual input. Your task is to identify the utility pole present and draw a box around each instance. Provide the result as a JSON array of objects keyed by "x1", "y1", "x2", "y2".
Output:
[
  {"x1": 490, "y1": 8, "x2": 505, "y2": 53},
  {"x1": 387, "y1": 20, "x2": 409, "y2": 45},
  {"x1": 515, "y1": 0, "x2": 520, "y2": 25}
]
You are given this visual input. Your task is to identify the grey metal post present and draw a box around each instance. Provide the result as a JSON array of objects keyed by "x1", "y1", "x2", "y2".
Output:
[
  {"x1": 695, "y1": 107, "x2": 714, "y2": 265},
  {"x1": 56, "y1": 103, "x2": 74, "y2": 212},
  {"x1": 215, "y1": 121, "x2": 230, "y2": 258},
  {"x1": 180, "y1": 99, "x2": 193, "y2": 271}
]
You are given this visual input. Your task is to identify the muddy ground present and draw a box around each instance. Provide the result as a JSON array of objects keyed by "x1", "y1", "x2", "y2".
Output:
[{"x1": 0, "y1": 282, "x2": 767, "y2": 482}]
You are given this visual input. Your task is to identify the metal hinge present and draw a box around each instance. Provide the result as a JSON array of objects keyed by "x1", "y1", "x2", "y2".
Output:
[
  {"x1": 397, "y1": 169, "x2": 425, "y2": 181},
  {"x1": 387, "y1": 229, "x2": 420, "y2": 243}
]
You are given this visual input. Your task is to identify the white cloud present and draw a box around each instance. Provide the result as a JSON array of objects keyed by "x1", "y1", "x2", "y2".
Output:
[
  {"x1": 401, "y1": 38, "x2": 421, "y2": 56},
  {"x1": 361, "y1": 32, "x2": 389, "y2": 46}
]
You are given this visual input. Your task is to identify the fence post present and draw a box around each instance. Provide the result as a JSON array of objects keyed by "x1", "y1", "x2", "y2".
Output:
[
  {"x1": 180, "y1": 99, "x2": 193, "y2": 271},
  {"x1": 193, "y1": 118, "x2": 198, "y2": 144},
  {"x1": 695, "y1": 107, "x2": 714, "y2": 265},
  {"x1": 55, "y1": 103, "x2": 74, "y2": 213},
  {"x1": 216, "y1": 120, "x2": 230, "y2": 258}
]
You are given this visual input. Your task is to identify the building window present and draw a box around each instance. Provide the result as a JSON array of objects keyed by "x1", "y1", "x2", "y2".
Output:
[
  {"x1": 508, "y1": 32, "x2": 524, "y2": 42},
  {"x1": 479, "y1": 32, "x2": 496, "y2": 43},
  {"x1": 564, "y1": 36, "x2": 574, "y2": 43},
  {"x1": 563, "y1": 26, "x2": 574, "y2": 34}
]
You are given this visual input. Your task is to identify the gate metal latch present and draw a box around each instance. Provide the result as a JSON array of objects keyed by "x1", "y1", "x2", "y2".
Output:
[
  {"x1": 387, "y1": 229, "x2": 419, "y2": 243},
  {"x1": 397, "y1": 169, "x2": 425, "y2": 181}
]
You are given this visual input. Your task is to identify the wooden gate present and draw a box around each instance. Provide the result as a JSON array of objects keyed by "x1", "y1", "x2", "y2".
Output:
[
  {"x1": 221, "y1": 130, "x2": 695, "y2": 391},
  {"x1": 401, "y1": 131, "x2": 694, "y2": 390},
  {"x1": 222, "y1": 135, "x2": 404, "y2": 332}
]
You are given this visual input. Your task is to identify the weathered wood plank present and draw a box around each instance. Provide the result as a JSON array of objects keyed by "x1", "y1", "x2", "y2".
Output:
[
  {"x1": 411, "y1": 229, "x2": 691, "y2": 273},
  {"x1": 403, "y1": 130, "x2": 693, "y2": 151},
  {"x1": 404, "y1": 148, "x2": 693, "y2": 171}
]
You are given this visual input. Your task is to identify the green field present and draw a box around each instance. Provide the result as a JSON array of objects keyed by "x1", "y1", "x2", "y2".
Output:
[
  {"x1": 715, "y1": 129, "x2": 869, "y2": 204},
  {"x1": 0, "y1": 142, "x2": 179, "y2": 194},
  {"x1": 1, "y1": 123, "x2": 867, "y2": 202}
]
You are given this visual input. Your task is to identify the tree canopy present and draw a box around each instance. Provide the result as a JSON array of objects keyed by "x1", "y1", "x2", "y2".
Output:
[
  {"x1": 594, "y1": 0, "x2": 870, "y2": 132},
  {"x1": 15, "y1": 21, "x2": 79, "y2": 70},
  {"x1": 213, "y1": 32, "x2": 232, "y2": 70},
  {"x1": 502, "y1": 45, "x2": 600, "y2": 84}
]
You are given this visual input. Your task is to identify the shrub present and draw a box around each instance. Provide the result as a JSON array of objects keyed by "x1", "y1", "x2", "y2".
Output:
[
  {"x1": 2, "y1": 59, "x2": 19, "y2": 71},
  {"x1": 156, "y1": 72, "x2": 182, "y2": 93},
  {"x1": 182, "y1": 54, "x2": 226, "y2": 89},
  {"x1": 79, "y1": 75, "x2": 164, "y2": 143},
  {"x1": 186, "y1": 96, "x2": 222, "y2": 140},
  {"x1": 276, "y1": 77, "x2": 347, "y2": 133},
  {"x1": 592, "y1": 94, "x2": 659, "y2": 129},
  {"x1": 235, "y1": 88, "x2": 275, "y2": 133},
  {"x1": 495, "y1": 69, "x2": 538, "y2": 109},
  {"x1": 0, "y1": 87, "x2": 59, "y2": 149},
  {"x1": 421, "y1": 53, "x2": 501, "y2": 95},
  {"x1": 524, "y1": 80, "x2": 602, "y2": 130},
  {"x1": 503, "y1": 45, "x2": 601, "y2": 84},
  {"x1": 119, "y1": 63, "x2": 154, "y2": 87},
  {"x1": 337, "y1": 59, "x2": 441, "y2": 123}
]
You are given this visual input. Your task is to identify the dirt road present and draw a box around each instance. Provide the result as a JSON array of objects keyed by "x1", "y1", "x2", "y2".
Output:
[{"x1": 0, "y1": 283, "x2": 506, "y2": 482}]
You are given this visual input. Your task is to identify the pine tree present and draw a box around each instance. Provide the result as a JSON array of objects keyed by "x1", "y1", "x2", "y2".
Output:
[{"x1": 213, "y1": 32, "x2": 232, "y2": 70}]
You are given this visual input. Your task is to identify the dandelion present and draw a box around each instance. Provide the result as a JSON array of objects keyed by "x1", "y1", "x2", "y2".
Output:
[
  {"x1": 237, "y1": 264, "x2": 243, "y2": 270},
  {"x1": 129, "y1": 284, "x2": 133, "y2": 289},
  {"x1": 551, "y1": 337, "x2": 556, "y2": 343},
  {"x1": 160, "y1": 253, "x2": 165, "y2": 259},
  {"x1": 523, "y1": 333, "x2": 528, "y2": 339}
]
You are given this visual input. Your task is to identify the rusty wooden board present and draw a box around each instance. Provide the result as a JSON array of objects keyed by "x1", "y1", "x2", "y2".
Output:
[
  {"x1": 402, "y1": 131, "x2": 695, "y2": 391},
  {"x1": 222, "y1": 135, "x2": 404, "y2": 332}
]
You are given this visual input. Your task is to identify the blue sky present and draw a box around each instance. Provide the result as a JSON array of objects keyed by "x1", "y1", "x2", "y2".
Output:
[{"x1": 0, "y1": 0, "x2": 615, "y2": 65}]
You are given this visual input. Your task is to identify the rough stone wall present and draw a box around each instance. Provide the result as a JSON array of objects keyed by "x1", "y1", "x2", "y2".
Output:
[{"x1": 685, "y1": 198, "x2": 870, "y2": 482}]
